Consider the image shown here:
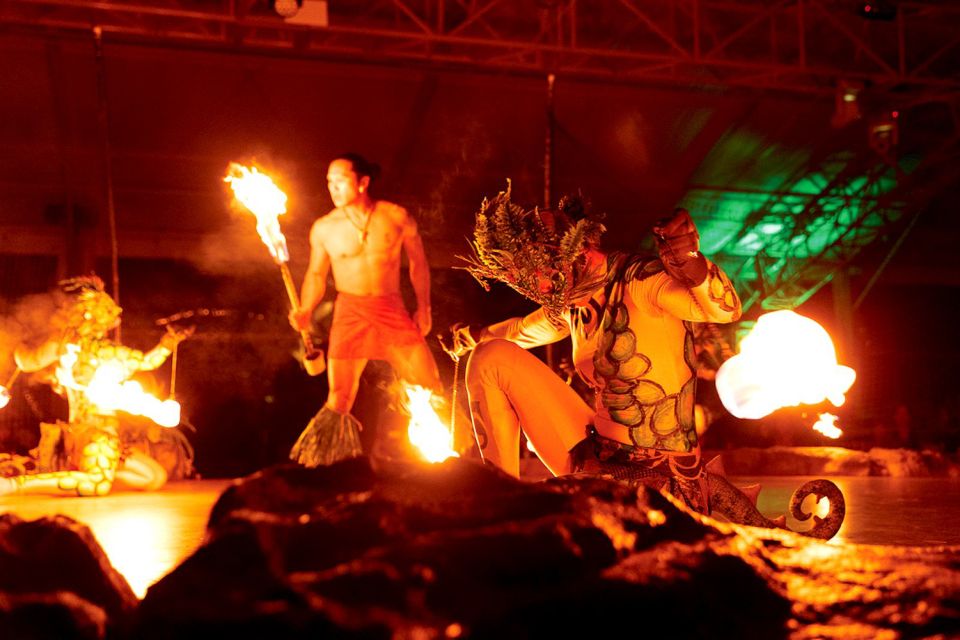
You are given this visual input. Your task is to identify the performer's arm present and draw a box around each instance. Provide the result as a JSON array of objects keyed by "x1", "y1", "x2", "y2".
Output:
[
  {"x1": 13, "y1": 341, "x2": 60, "y2": 372},
  {"x1": 137, "y1": 344, "x2": 171, "y2": 371},
  {"x1": 292, "y1": 219, "x2": 330, "y2": 331},
  {"x1": 639, "y1": 260, "x2": 742, "y2": 323},
  {"x1": 482, "y1": 308, "x2": 570, "y2": 348},
  {"x1": 442, "y1": 307, "x2": 568, "y2": 361},
  {"x1": 401, "y1": 208, "x2": 432, "y2": 336},
  {"x1": 139, "y1": 325, "x2": 194, "y2": 371},
  {"x1": 640, "y1": 208, "x2": 741, "y2": 323}
]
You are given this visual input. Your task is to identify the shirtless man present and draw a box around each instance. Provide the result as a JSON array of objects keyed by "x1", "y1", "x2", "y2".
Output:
[{"x1": 288, "y1": 153, "x2": 441, "y2": 466}]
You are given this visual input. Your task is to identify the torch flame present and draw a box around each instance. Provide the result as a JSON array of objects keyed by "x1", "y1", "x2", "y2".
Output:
[
  {"x1": 0, "y1": 386, "x2": 10, "y2": 409},
  {"x1": 403, "y1": 384, "x2": 458, "y2": 463},
  {"x1": 715, "y1": 310, "x2": 856, "y2": 420},
  {"x1": 224, "y1": 163, "x2": 290, "y2": 263},
  {"x1": 813, "y1": 413, "x2": 843, "y2": 439},
  {"x1": 57, "y1": 344, "x2": 181, "y2": 428}
]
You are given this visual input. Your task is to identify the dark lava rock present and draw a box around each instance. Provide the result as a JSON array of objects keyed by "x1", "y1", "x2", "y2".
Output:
[
  {"x1": 0, "y1": 591, "x2": 106, "y2": 640},
  {"x1": 136, "y1": 458, "x2": 792, "y2": 639},
  {"x1": 6, "y1": 458, "x2": 960, "y2": 639},
  {"x1": 0, "y1": 513, "x2": 138, "y2": 639}
]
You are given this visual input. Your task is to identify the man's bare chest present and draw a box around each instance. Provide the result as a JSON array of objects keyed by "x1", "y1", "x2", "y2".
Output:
[{"x1": 325, "y1": 218, "x2": 403, "y2": 259}]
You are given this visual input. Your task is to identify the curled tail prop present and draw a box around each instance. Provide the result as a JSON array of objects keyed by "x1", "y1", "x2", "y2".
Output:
[
  {"x1": 787, "y1": 478, "x2": 846, "y2": 540},
  {"x1": 708, "y1": 473, "x2": 845, "y2": 540},
  {"x1": 572, "y1": 447, "x2": 846, "y2": 539}
]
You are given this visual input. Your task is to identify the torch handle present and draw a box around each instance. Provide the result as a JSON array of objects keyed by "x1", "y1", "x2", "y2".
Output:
[
  {"x1": 4, "y1": 368, "x2": 20, "y2": 390},
  {"x1": 278, "y1": 263, "x2": 325, "y2": 375}
]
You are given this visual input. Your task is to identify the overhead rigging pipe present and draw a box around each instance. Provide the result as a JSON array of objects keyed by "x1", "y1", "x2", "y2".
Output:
[{"x1": 544, "y1": 72, "x2": 555, "y2": 214}]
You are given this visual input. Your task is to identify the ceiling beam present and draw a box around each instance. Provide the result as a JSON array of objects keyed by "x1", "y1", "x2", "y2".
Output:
[{"x1": 2, "y1": 0, "x2": 958, "y2": 96}]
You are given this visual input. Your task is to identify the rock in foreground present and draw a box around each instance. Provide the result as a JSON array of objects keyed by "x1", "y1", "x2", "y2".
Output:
[
  {"x1": 133, "y1": 457, "x2": 960, "y2": 639},
  {"x1": 0, "y1": 513, "x2": 138, "y2": 639}
]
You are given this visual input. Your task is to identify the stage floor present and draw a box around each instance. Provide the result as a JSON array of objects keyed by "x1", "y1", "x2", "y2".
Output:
[
  {"x1": 0, "y1": 479, "x2": 231, "y2": 598},
  {"x1": 2, "y1": 473, "x2": 960, "y2": 599}
]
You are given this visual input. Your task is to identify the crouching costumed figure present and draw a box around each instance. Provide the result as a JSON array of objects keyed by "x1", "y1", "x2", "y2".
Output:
[
  {"x1": 0, "y1": 276, "x2": 192, "y2": 497},
  {"x1": 446, "y1": 185, "x2": 844, "y2": 539}
]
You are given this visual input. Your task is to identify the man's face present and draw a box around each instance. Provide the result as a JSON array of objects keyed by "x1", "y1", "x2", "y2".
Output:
[{"x1": 326, "y1": 159, "x2": 367, "y2": 208}]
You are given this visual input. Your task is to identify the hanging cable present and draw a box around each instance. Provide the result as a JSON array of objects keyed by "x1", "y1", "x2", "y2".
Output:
[{"x1": 93, "y1": 26, "x2": 121, "y2": 342}]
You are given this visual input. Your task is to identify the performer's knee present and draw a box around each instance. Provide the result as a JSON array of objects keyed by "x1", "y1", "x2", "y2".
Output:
[{"x1": 467, "y1": 339, "x2": 522, "y2": 384}]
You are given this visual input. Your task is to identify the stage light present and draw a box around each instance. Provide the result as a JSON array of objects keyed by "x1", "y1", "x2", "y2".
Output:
[
  {"x1": 832, "y1": 80, "x2": 863, "y2": 128},
  {"x1": 869, "y1": 115, "x2": 899, "y2": 156},
  {"x1": 859, "y1": 1, "x2": 897, "y2": 21},
  {"x1": 272, "y1": 0, "x2": 302, "y2": 18},
  {"x1": 276, "y1": 0, "x2": 328, "y2": 26}
]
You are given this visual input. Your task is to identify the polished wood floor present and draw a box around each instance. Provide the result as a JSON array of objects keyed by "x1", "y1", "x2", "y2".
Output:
[{"x1": 0, "y1": 479, "x2": 231, "y2": 598}]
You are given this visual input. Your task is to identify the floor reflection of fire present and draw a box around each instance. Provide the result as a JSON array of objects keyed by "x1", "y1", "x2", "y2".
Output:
[{"x1": 0, "y1": 479, "x2": 230, "y2": 598}]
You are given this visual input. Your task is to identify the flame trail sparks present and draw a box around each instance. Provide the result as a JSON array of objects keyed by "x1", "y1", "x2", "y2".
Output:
[
  {"x1": 812, "y1": 413, "x2": 843, "y2": 439},
  {"x1": 403, "y1": 384, "x2": 458, "y2": 463},
  {"x1": 224, "y1": 163, "x2": 290, "y2": 263},
  {"x1": 715, "y1": 310, "x2": 856, "y2": 420},
  {"x1": 57, "y1": 344, "x2": 181, "y2": 427}
]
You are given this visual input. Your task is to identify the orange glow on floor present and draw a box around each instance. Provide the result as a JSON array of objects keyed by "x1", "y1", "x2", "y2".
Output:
[{"x1": 0, "y1": 479, "x2": 229, "y2": 598}]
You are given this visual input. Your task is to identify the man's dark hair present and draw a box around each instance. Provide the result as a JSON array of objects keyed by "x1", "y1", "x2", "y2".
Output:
[{"x1": 333, "y1": 153, "x2": 381, "y2": 185}]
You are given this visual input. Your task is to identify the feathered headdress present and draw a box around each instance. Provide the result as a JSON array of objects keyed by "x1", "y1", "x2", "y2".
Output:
[
  {"x1": 59, "y1": 275, "x2": 121, "y2": 337},
  {"x1": 460, "y1": 181, "x2": 606, "y2": 320}
]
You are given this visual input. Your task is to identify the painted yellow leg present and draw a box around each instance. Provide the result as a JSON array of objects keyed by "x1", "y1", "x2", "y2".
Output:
[
  {"x1": 114, "y1": 451, "x2": 167, "y2": 491},
  {"x1": 9, "y1": 430, "x2": 119, "y2": 497}
]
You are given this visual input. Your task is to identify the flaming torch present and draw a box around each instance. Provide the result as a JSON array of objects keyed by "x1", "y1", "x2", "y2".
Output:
[
  {"x1": 403, "y1": 384, "x2": 458, "y2": 463},
  {"x1": 0, "y1": 369, "x2": 19, "y2": 410},
  {"x1": 225, "y1": 163, "x2": 324, "y2": 376}
]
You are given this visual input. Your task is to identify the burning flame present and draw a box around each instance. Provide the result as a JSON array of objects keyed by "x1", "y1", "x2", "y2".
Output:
[
  {"x1": 813, "y1": 413, "x2": 843, "y2": 439},
  {"x1": 715, "y1": 310, "x2": 856, "y2": 420},
  {"x1": 0, "y1": 386, "x2": 10, "y2": 409},
  {"x1": 403, "y1": 385, "x2": 458, "y2": 463},
  {"x1": 57, "y1": 344, "x2": 181, "y2": 428},
  {"x1": 224, "y1": 163, "x2": 290, "y2": 263}
]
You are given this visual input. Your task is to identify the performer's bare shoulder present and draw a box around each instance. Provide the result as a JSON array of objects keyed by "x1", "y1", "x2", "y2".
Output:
[
  {"x1": 380, "y1": 201, "x2": 417, "y2": 236},
  {"x1": 311, "y1": 207, "x2": 341, "y2": 239}
]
